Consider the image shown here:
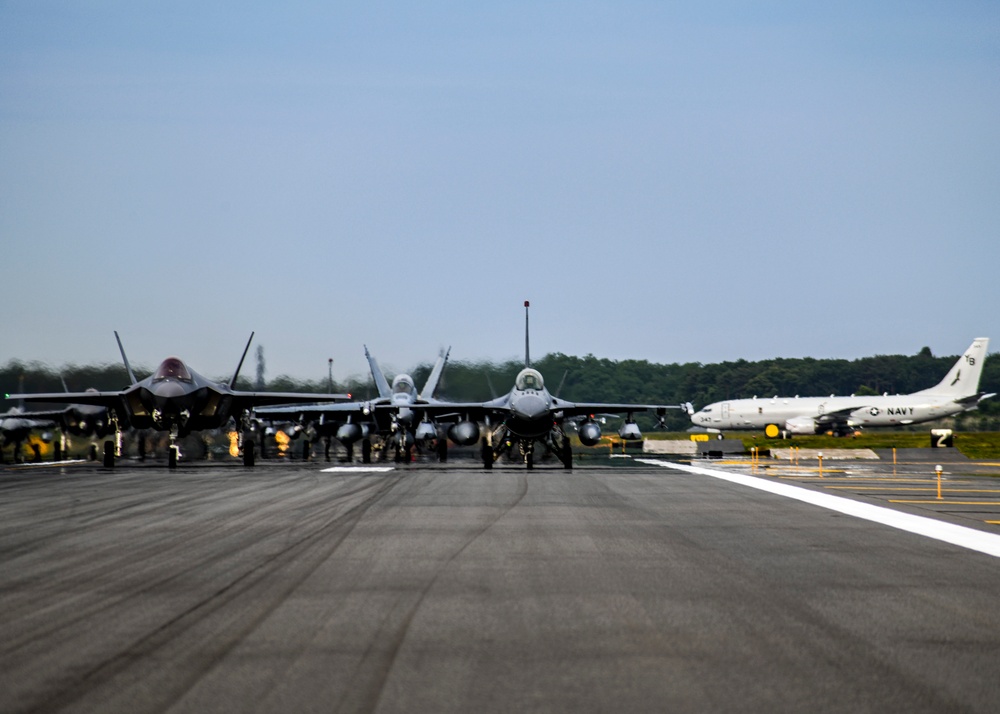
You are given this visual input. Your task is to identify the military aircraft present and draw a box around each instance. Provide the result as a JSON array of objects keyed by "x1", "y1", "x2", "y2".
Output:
[
  {"x1": 0, "y1": 407, "x2": 56, "y2": 463},
  {"x1": 255, "y1": 346, "x2": 453, "y2": 463},
  {"x1": 690, "y1": 337, "x2": 993, "y2": 437},
  {"x1": 6, "y1": 332, "x2": 352, "y2": 466},
  {"x1": 397, "y1": 301, "x2": 681, "y2": 469}
]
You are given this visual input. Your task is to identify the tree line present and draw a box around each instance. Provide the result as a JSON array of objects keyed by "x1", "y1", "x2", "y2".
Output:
[{"x1": 3, "y1": 346, "x2": 998, "y2": 431}]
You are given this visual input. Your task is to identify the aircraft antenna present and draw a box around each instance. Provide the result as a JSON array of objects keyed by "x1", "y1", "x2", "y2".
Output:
[
  {"x1": 230, "y1": 332, "x2": 255, "y2": 389},
  {"x1": 114, "y1": 331, "x2": 138, "y2": 385},
  {"x1": 524, "y1": 300, "x2": 530, "y2": 368}
]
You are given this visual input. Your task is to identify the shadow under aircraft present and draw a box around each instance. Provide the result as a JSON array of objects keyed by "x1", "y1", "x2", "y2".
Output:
[
  {"x1": 399, "y1": 302, "x2": 685, "y2": 469},
  {"x1": 7, "y1": 332, "x2": 351, "y2": 467}
]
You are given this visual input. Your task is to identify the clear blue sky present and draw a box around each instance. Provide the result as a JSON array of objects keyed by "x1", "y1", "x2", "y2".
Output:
[{"x1": 2, "y1": 2, "x2": 998, "y2": 382}]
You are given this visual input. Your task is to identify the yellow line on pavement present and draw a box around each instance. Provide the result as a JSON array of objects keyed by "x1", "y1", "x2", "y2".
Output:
[{"x1": 889, "y1": 500, "x2": 1000, "y2": 506}]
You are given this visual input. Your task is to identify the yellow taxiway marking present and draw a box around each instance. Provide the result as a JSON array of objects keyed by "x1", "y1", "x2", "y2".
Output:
[
  {"x1": 986, "y1": 521, "x2": 1000, "y2": 525},
  {"x1": 826, "y1": 487, "x2": 1000, "y2": 493},
  {"x1": 889, "y1": 500, "x2": 1000, "y2": 506}
]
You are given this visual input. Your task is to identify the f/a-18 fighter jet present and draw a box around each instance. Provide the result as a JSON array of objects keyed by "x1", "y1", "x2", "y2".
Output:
[
  {"x1": 398, "y1": 302, "x2": 684, "y2": 469},
  {"x1": 7, "y1": 332, "x2": 351, "y2": 467},
  {"x1": 255, "y1": 345, "x2": 455, "y2": 463}
]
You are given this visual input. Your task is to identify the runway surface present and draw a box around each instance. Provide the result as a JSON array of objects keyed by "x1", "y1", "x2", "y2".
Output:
[{"x1": 2, "y1": 456, "x2": 999, "y2": 713}]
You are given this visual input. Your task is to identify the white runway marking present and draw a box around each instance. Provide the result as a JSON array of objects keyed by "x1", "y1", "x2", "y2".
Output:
[
  {"x1": 637, "y1": 459, "x2": 1000, "y2": 559},
  {"x1": 320, "y1": 466, "x2": 395, "y2": 473}
]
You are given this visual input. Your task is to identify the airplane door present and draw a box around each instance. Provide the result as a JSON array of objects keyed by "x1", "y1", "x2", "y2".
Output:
[{"x1": 721, "y1": 402, "x2": 730, "y2": 421}]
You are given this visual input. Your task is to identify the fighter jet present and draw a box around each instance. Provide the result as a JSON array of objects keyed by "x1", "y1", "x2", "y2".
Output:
[
  {"x1": 0, "y1": 407, "x2": 56, "y2": 463},
  {"x1": 255, "y1": 346, "x2": 453, "y2": 463},
  {"x1": 6, "y1": 332, "x2": 352, "y2": 466},
  {"x1": 690, "y1": 337, "x2": 993, "y2": 437},
  {"x1": 399, "y1": 302, "x2": 682, "y2": 469}
]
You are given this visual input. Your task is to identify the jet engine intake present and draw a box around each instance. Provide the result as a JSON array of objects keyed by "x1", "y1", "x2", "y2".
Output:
[
  {"x1": 785, "y1": 416, "x2": 819, "y2": 435},
  {"x1": 447, "y1": 420, "x2": 480, "y2": 446}
]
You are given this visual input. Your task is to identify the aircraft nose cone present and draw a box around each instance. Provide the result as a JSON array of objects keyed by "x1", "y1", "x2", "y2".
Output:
[
  {"x1": 512, "y1": 394, "x2": 548, "y2": 421},
  {"x1": 150, "y1": 381, "x2": 187, "y2": 400}
]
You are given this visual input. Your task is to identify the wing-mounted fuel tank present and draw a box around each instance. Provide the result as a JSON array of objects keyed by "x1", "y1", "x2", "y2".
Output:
[
  {"x1": 578, "y1": 420, "x2": 602, "y2": 446},
  {"x1": 618, "y1": 421, "x2": 642, "y2": 441},
  {"x1": 336, "y1": 422, "x2": 371, "y2": 445},
  {"x1": 414, "y1": 420, "x2": 438, "y2": 441},
  {"x1": 447, "y1": 420, "x2": 480, "y2": 446}
]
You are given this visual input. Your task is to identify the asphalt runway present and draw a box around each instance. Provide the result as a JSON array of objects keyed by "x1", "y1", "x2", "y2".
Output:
[{"x1": 2, "y1": 456, "x2": 999, "y2": 713}]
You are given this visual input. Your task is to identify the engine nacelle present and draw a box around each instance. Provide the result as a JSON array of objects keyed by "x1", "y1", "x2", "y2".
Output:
[
  {"x1": 785, "y1": 416, "x2": 819, "y2": 435},
  {"x1": 447, "y1": 420, "x2": 480, "y2": 446},
  {"x1": 336, "y1": 422, "x2": 363, "y2": 444},
  {"x1": 618, "y1": 421, "x2": 642, "y2": 441},
  {"x1": 280, "y1": 423, "x2": 305, "y2": 440},
  {"x1": 414, "y1": 421, "x2": 438, "y2": 441},
  {"x1": 578, "y1": 421, "x2": 602, "y2": 446}
]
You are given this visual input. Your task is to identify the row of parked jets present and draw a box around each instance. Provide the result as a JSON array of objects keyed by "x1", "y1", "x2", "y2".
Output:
[{"x1": 2, "y1": 304, "x2": 992, "y2": 468}]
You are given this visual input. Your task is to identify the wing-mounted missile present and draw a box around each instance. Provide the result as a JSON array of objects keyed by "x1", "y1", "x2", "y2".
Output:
[{"x1": 447, "y1": 420, "x2": 480, "y2": 446}]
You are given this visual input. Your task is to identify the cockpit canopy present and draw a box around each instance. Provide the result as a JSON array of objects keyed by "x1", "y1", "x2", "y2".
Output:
[
  {"x1": 392, "y1": 374, "x2": 415, "y2": 396},
  {"x1": 153, "y1": 357, "x2": 192, "y2": 382},
  {"x1": 515, "y1": 368, "x2": 544, "y2": 391}
]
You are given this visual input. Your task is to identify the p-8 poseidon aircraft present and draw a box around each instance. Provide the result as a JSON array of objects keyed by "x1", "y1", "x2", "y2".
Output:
[{"x1": 690, "y1": 338, "x2": 992, "y2": 436}]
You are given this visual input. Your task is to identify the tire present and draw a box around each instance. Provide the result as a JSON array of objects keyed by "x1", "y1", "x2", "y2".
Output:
[
  {"x1": 243, "y1": 440, "x2": 255, "y2": 467},
  {"x1": 168, "y1": 445, "x2": 178, "y2": 469},
  {"x1": 361, "y1": 439, "x2": 372, "y2": 464},
  {"x1": 481, "y1": 437, "x2": 493, "y2": 470},
  {"x1": 103, "y1": 440, "x2": 115, "y2": 468}
]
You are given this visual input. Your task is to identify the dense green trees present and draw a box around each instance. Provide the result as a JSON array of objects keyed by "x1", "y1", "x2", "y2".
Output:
[{"x1": 3, "y1": 347, "x2": 998, "y2": 432}]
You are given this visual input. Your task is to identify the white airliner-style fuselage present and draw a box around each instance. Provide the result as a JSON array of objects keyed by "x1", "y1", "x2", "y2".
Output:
[{"x1": 691, "y1": 338, "x2": 992, "y2": 435}]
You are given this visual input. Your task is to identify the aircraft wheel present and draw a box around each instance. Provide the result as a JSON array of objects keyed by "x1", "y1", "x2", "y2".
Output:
[
  {"x1": 562, "y1": 441, "x2": 573, "y2": 469},
  {"x1": 243, "y1": 440, "x2": 255, "y2": 467},
  {"x1": 103, "y1": 440, "x2": 115, "y2": 468},
  {"x1": 437, "y1": 439, "x2": 448, "y2": 463},
  {"x1": 526, "y1": 452, "x2": 534, "y2": 470},
  {"x1": 345, "y1": 442, "x2": 354, "y2": 463},
  {"x1": 168, "y1": 445, "x2": 178, "y2": 469},
  {"x1": 361, "y1": 439, "x2": 372, "y2": 464},
  {"x1": 481, "y1": 437, "x2": 493, "y2": 470}
]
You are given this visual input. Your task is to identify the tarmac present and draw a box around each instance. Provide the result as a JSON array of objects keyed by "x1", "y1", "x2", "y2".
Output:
[{"x1": 2, "y1": 452, "x2": 1000, "y2": 713}]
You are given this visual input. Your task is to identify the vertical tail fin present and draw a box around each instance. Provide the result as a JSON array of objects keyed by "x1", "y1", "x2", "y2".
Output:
[
  {"x1": 524, "y1": 300, "x2": 531, "y2": 368},
  {"x1": 229, "y1": 332, "x2": 255, "y2": 389},
  {"x1": 114, "y1": 331, "x2": 138, "y2": 385},
  {"x1": 916, "y1": 337, "x2": 989, "y2": 397},
  {"x1": 419, "y1": 346, "x2": 451, "y2": 400},
  {"x1": 364, "y1": 346, "x2": 392, "y2": 399}
]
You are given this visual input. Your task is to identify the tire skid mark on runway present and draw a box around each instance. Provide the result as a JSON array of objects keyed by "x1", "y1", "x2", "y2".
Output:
[
  {"x1": 336, "y1": 470, "x2": 530, "y2": 714},
  {"x1": 2, "y1": 471, "x2": 352, "y2": 654},
  {"x1": 10, "y1": 471, "x2": 409, "y2": 714}
]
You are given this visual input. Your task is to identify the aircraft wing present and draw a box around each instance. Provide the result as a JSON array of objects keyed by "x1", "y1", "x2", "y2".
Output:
[
  {"x1": 233, "y1": 392, "x2": 353, "y2": 410},
  {"x1": 815, "y1": 406, "x2": 865, "y2": 424},
  {"x1": 253, "y1": 401, "x2": 374, "y2": 418},
  {"x1": 549, "y1": 399, "x2": 681, "y2": 419},
  {"x1": 6, "y1": 391, "x2": 124, "y2": 408}
]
